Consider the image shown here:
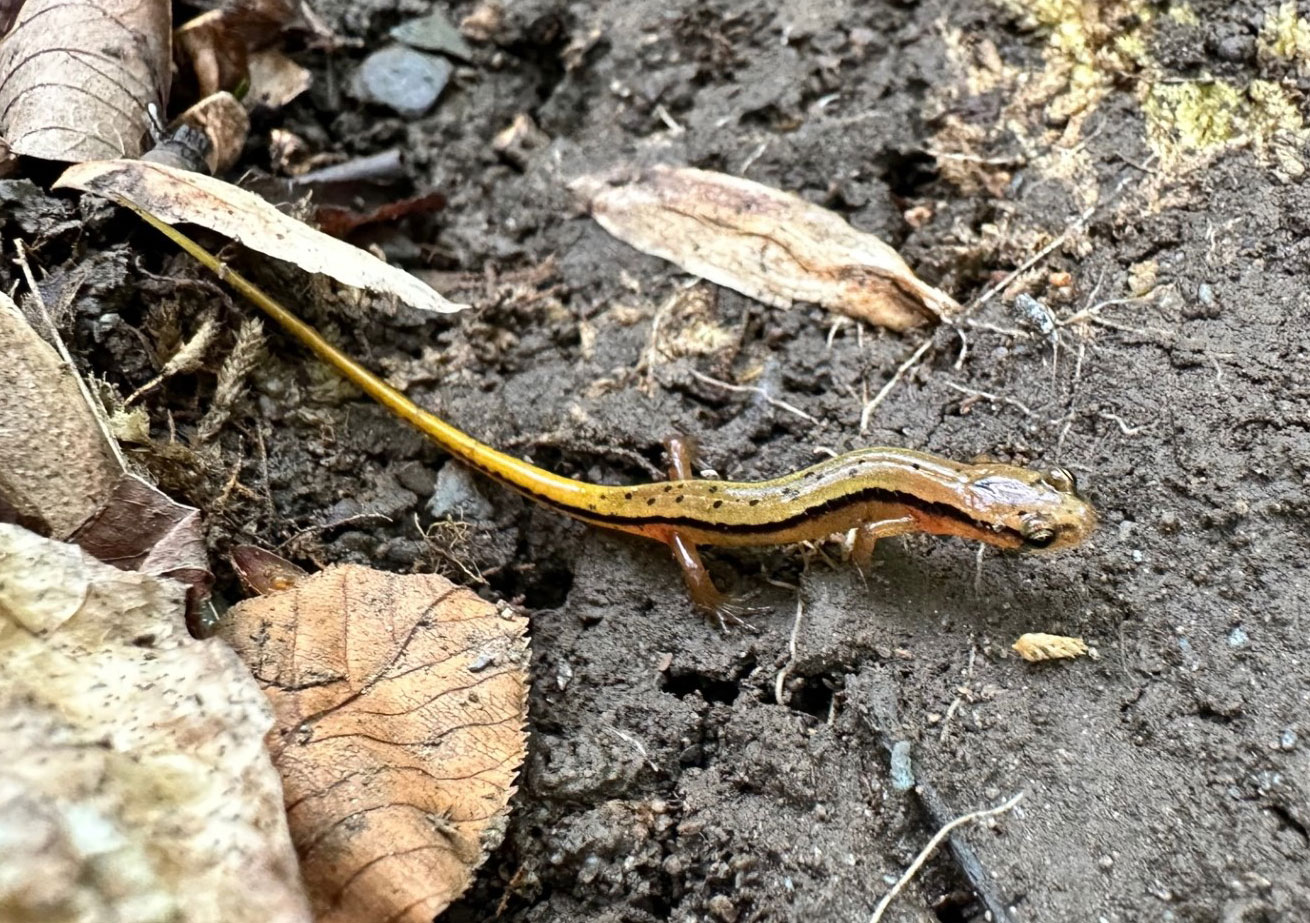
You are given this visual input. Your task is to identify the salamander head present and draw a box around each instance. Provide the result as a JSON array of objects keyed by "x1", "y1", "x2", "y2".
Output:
[{"x1": 967, "y1": 464, "x2": 1097, "y2": 551}]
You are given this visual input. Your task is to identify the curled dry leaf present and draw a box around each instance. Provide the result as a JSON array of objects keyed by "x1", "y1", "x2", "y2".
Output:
[
  {"x1": 172, "y1": 90, "x2": 251, "y2": 174},
  {"x1": 0, "y1": 0, "x2": 171, "y2": 162},
  {"x1": 230, "y1": 543, "x2": 309, "y2": 595},
  {"x1": 1012, "y1": 632, "x2": 1090, "y2": 662},
  {"x1": 0, "y1": 297, "x2": 213, "y2": 608},
  {"x1": 572, "y1": 165, "x2": 960, "y2": 331},
  {"x1": 0, "y1": 296, "x2": 121, "y2": 536},
  {"x1": 220, "y1": 565, "x2": 530, "y2": 922},
  {"x1": 0, "y1": 524, "x2": 311, "y2": 923},
  {"x1": 70, "y1": 473, "x2": 213, "y2": 607},
  {"x1": 54, "y1": 159, "x2": 468, "y2": 314}
]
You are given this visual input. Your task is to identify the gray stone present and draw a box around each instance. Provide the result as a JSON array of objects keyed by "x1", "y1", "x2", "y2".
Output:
[{"x1": 354, "y1": 45, "x2": 452, "y2": 118}]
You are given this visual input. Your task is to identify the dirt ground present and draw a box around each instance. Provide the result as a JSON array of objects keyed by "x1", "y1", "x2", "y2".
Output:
[{"x1": 7, "y1": 0, "x2": 1309, "y2": 920}]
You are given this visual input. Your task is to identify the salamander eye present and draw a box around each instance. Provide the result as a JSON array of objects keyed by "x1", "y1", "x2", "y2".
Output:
[
  {"x1": 1020, "y1": 514, "x2": 1057, "y2": 548},
  {"x1": 1046, "y1": 466, "x2": 1077, "y2": 493}
]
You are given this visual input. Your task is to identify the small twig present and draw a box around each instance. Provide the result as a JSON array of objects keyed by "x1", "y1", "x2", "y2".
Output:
[
  {"x1": 970, "y1": 205, "x2": 1094, "y2": 308},
  {"x1": 860, "y1": 337, "x2": 933, "y2": 433},
  {"x1": 1059, "y1": 295, "x2": 1151, "y2": 327},
  {"x1": 291, "y1": 148, "x2": 405, "y2": 185},
  {"x1": 739, "y1": 139, "x2": 769, "y2": 175},
  {"x1": 774, "y1": 596, "x2": 805, "y2": 705},
  {"x1": 1098, "y1": 411, "x2": 1148, "y2": 436},
  {"x1": 869, "y1": 792, "x2": 1025, "y2": 923},
  {"x1": 688, "y1": 368, "x2": 820, "y2": 424},
  {"x1": 962, "y1": 318, "x2": 1032, "y2": 339},
  {"x1": 13, "y1": 240, "x2": 127, "y2": 471},
  {"x1": 942, "y1": 381, "x2": 1037, "y2": 417}
]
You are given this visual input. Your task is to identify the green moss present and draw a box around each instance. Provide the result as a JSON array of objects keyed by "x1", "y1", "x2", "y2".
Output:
[
  {"x1": 1259, "y1": 1, "x2": 1310, "y2": 67},
  {"x1": 1144, "y1": 81, "x2": 1242, "y2": 151}
]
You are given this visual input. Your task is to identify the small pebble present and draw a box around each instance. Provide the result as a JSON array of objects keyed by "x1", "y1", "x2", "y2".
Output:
[
  {"x1": 1098, "y1": 855, "x2": 1114, "y2": 871},
  {"x1": 708, "y1": 894, "x2": 738, "y2": 923},
  {"x1": 1281, "y1": 729, "x2": 1298, "y2": 751},
  {"x1": 427, "y1": 462, "x2": 495, "y2": 520},
  {"x1": 889, "y1": 740, "x2": 914, "y2": 792},
  {"x1": 391, "y1": 9, "x2": 475, "y2": 61},
  {"x1": 1227, "y1": 626, "x2": 1249, "y2": 648},
  {"x1": 354, "y1": 45, "x2": 453, "y2": 118},
  {"x1": 1216, "y1": 34, "x2": 1254, "y2": 63}
]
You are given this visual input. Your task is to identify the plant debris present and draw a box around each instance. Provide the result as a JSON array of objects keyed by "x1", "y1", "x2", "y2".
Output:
[
  {"x1": 572, "y1": 164, "x2": 960, "y2": 331},
  {"x1": 220, "y1": 565, "x2": 530, "y2": 922}
]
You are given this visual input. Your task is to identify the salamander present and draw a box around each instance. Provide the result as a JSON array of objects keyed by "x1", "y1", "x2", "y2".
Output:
[{"x1": 242, "y1": 289, "x2": 1096, "y2": 622}]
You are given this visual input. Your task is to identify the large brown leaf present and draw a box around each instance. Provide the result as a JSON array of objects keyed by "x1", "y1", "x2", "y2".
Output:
[{"x1": 221, "y1": 565, "x2": 530, "y2": 922}]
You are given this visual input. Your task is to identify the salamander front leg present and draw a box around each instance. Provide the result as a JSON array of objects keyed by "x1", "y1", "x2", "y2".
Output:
[
  {"x1": 851, "y1": 505, "x2": 918, "y2": 573},
  {"x1": 663, "y1": 435, "x2": 762, "y2": 627}
]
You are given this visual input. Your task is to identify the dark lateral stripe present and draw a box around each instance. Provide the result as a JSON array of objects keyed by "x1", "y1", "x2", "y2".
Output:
[{"x1": 462, "y1": 456, "x2": 1017, "y2": 544}]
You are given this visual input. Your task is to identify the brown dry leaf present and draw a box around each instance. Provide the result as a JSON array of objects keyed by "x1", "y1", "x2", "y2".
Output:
[
  {"x1": 221, "y1": 565, "x2": 530, "y2": 922},
  {"x1": 70, "y1": 473, "x2": 213, "y2": 606},
  {"x1": 1012, "y1": 632, "x2": 1091, "y2": 662},
  {"x1": 176, "y1": 10, "x2": 248, "y2": 101},
  {"x1": 0, "y1": 523, "x2": 311, "y2": 923},
  {"x1": 173, "y1": 90, "x2": 251, "y2": 174},
  {"x1": 0, "y1": 296, "x2": 213, "y2": 608},
  {"x1": 572, "y1": 165, "x2": 960, "y2": 331},
  {"x1": 0, "y1": 296, "x2": 121, "y2": 536},
  {"x1": 247, "y1": 48, "x2": 313, "y2": 109},
  {"x1": 231, "y1": 543, "x2": 310, "y2": 595},
  {"x1": 0, "y1": 0, "x2": 171, "y2": 162},
  {"x1": 54, "y1": 159, "x2": 468, "y2": 314}
]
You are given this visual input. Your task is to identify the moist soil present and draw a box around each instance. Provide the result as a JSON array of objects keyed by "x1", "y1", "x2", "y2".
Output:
[{"x1": 8, "y1": 1, "x2": 1310, "y2": 921}]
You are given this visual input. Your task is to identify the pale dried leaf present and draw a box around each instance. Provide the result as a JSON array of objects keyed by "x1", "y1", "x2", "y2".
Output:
[
  {"x1": 1012, "y1": 632, "x2": 1090, "y2": 662},
  {"x1": 0, "y1": 523, "x2": 311, "y2": 923},
  {"x1": 54, "y1": 159, "x2": 468, "y2": 314},
  {"x1": 0, "y1": 296, "x2": 122, "y2": 537},
  {"x1": 573, "y1": 165, "x2": 960, "y2": 331},
  {"x1": 0, "y1": 0, "x2": 171, "y2": 162},
  {"x1": 221, "y1": 565, "x2": 530, "y2": 922},
  {"x1": 247, "y1": 49, "x2": 312, "y2": 109}
]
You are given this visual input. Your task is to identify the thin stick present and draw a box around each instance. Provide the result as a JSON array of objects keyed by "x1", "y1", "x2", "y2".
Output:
[
  {"x1": 942, "y1": 381, "x2": 1037, "y2": 417},
  {"x1": 687, "y1": 368, "x2": 820, "y2": 424},
  {"x1": 970, "y1": 205, "x2": 1093, "y2": 307},
  {"x1": 774, "y1": 595, "x2": 805, "y2": 705},
  {"x1": 13, "y1": 240, "x2": 127, "y2": 471},
  {"x1": 860, "y1": 337, "x2": 933, "y2": 433},
  {"x1": 869, "y1": 792, "x2": 1025, "y2": 923}
]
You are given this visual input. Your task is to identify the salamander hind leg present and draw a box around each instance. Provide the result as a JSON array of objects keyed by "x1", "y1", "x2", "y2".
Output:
[
  {"x1": 663, "y1": 434, "x2": 765, "y2": 628},
  {"x1": 668, "y1": 531, "x2": 764, "y2": 629}
]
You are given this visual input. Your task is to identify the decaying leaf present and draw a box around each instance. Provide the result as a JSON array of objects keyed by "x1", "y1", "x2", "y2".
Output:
[
  {"x1": 70, "y1": 473, "x2": 213, "y2": 605},
  {"x1": 0, "y1": 0, "x2": 171, "y2": 162},
  {"x1": 173, "y1": 91, "x2": 251, "y2": 174},
  {"x1": 54, "y1": 159, "x2": 468, "y2": 314},
  {"x1": 247, "y1": 49, "x2": 313, "y2": 109},
  {"x1": 231, "y1": 543, "x2": 309, "y2": 595},
  {"x1": 0, "y1": 297, "x2": 213, "y2": 608},
  {"x1": 1012, "y1": 632, "x2": 1090, "y2": 662},
  {"x1": 0, "y1": 296, "x2": 122, "y2": 536},
  {"x1": 0, "y1": 523, "x2": 311, "y2": 923},
  {"x1": 572, "y1": 165, "x2": 960, "y2": 331},
  {"x1": 221, "y1": 565, "x2": 530, "y2": 922}
]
